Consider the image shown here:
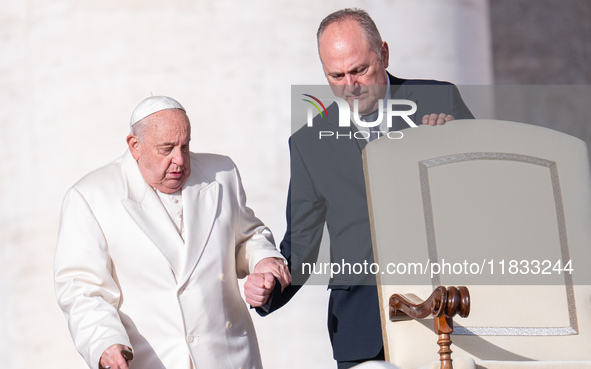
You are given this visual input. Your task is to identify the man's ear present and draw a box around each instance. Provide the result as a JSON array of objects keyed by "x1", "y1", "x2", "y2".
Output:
[
  {"x1": 381, "y1": 41, "x2": 389, "y2": 69},
  {"x1": 127, "y1": 135, "x2": 141, "y2": 160}
]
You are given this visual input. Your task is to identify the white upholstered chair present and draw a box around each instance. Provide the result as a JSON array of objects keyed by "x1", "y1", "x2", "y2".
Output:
[
  {"x1": 351, "y1": 361, "x2": 401, "y2": 369},
  {"x1": 362, "y1": 120, "x2": 591, "y2": 369}
]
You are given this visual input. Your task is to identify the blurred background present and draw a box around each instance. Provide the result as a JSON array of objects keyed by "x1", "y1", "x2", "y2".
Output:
[{"x1": 0, "y1": 0, "x2": 590, "y2": 368}]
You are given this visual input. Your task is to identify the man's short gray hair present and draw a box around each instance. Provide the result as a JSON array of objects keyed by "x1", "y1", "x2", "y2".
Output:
[
  {"x1": 130, "y1": 118, "x2": 150, "y2": 142},
  {"x1": 317, "y1": 8, "x2": 383, "y2": 58}
]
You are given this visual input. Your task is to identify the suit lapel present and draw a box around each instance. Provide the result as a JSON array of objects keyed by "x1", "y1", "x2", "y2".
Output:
[
  {"x1": 322, "y1": 105, "x2": 367, "y2": 188},
  {"x1": 350, "y1": 74, "x2": 416, "y2": 151},
  {"x1": 121, "y1": 151, "x2": 185, "y2": 280},
  {"x1": 389, "y1": 74, "x2": 418, "y2": 129},
  {"x1": 179, "y1": 165, "x2": 219, "y2": 286}
]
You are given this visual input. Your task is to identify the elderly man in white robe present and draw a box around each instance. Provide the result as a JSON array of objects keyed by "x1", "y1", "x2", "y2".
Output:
[{"x1": 54, "y1": 96, "x2": 289, "y2": 369}]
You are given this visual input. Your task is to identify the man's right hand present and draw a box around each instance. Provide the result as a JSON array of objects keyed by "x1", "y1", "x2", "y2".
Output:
[{"x1": 99, "y1": 344, "x2": 132, "y2": 369}]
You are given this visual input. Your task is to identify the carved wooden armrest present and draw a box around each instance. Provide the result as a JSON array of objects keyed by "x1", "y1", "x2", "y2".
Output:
[{"x1": 389, "y1": 286, "x2": 470, "y2": 369}]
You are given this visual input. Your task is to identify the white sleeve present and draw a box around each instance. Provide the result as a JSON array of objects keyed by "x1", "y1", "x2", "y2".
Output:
[
  {"x1": 54, "y1": 187, "x2": 131, "y2": 369},
  {"x1": 229, "y1": 162, "x2": 285, "y2": 278}
]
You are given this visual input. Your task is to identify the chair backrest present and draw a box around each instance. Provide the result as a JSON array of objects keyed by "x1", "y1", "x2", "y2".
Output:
[{"x1": 362, "y1": 120, "x2": 591, "y2": 368}]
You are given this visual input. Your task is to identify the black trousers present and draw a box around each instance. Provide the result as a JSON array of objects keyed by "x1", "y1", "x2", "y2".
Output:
[{"x1": 336, "y1": 347, "x2": 385, "y2": 369}]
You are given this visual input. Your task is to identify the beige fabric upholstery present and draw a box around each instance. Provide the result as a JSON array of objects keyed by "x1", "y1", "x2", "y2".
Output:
[
  {"x1": 422, "y1": 358, "x2": 591, "y2": 369},
  {"x1": 422, "y1": 357, "x2": 476, "y2": 369},
  {"x1": 352, "y1": 361, "x2": 402, "y2": 369},
  {"x1": 362, "y1": 120, "x2": 591, "y2": 368}
]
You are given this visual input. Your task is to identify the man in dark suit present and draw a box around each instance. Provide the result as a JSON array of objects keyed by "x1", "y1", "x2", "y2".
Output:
[{"x1": 244, "y1": 8, "x2": 473, "y2": 368}]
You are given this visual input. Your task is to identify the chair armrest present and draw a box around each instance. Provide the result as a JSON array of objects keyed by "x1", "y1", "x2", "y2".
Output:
[
  {"x1": 389, "y1": 286, "x2": 470, "y2": 321},
  {"x1": 389, "y1": 286, "x2": 471, "y2": 369}
]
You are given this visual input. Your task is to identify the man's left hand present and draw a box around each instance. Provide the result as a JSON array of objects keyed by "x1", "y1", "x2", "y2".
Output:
[
  {"x1": 243, "y1": 257, "x2": 291, "y2": 307},
  {"x1": 244, "y1": 272, "x2": 275, "y2": 307},
  {"x1": 252, "y1": 257, "x2": 291, "y2": 290},
  {"x1": 422, "y1": 113, "x2": 454, "y2": 126}
]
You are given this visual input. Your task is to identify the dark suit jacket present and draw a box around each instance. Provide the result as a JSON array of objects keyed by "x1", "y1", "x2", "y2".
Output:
[{"x1": 259, "y1": 74, "x2": 474, "y2": 361}]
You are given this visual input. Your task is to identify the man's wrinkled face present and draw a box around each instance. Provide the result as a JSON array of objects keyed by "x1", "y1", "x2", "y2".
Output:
[
  {"x1": 127, "y1": 109, "x2": 191, "y2": 194},
  {"x1": 318, "y1": 19, "x2": 389, "y2": 115}
]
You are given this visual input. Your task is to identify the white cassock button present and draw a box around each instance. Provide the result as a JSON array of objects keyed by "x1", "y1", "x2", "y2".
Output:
[
  {"x1": 226, "y1": 321, "x2": 232, "y2": 330},
  {"x1": 220, "y1": 273, "x2": 225, "y2": 282},
  {"x1": 186, "y1": 335, "x2": 194, "y2": 343},
  {"x1": 174, "y1": 198, "x2": 179, "y2": 204}
]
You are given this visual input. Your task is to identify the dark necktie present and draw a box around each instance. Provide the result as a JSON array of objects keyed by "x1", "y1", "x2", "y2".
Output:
[{"x1": 361, "y1": 110, "x2": 382, "y2": 141}]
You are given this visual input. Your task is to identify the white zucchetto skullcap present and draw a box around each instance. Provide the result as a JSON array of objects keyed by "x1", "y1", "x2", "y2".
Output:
[{"x1": 130, "y1": 96, "x2": 186, "y2": 127}]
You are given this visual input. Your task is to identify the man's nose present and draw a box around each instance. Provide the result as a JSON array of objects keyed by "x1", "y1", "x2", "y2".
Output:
[
  {"x1": 172, "y1": 148, "x2": 184, "y2": 166},
  {"x1": 345, "y1": 74, "x2": 359, "y2": 91}
]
